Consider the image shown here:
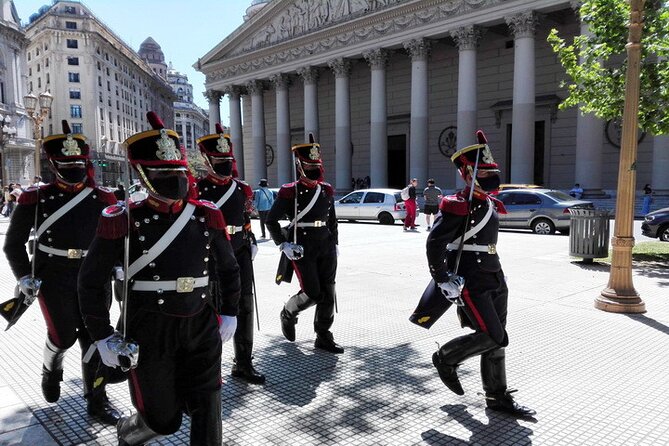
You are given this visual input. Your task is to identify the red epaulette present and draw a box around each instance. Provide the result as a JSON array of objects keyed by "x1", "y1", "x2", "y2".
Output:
[
  {"x1": 16, "y1": 186, "x2": 41, "y2": 205},
  {"x1": 489, "y1": 195, "x2": 508, "y2": 215},
  {"x1": 278, "y1": 183, "x2": 297, "y2": 199},
  {"x1": 237, "y1": 180, "x2": 253, "y2": 199},
  {"x1": 439, "y1": 195, "x2": 469, "y2": 216},
  {"x1": 197, "y1": 200, "x2": 227, "y2": 234},
  {"x1": 95, "y1": 186, "x2": 118, "y2": 205},
  {"x1": 97, "y1": 204, "x2": 128, "y2": 239},
  {"x1": 321, "y1": 182, "x2": 334, "y2": 197}
]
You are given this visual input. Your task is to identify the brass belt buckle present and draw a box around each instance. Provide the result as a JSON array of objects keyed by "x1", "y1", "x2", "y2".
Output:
[
  {"x1": 67, "y1": 249, "x2": 83, "y2": 259},
  {"x1": 488, "y1": 244, "x2": 497, "y2": 255},
  {"x1": 176, "y1": 277, "x2": 195, "y2": 293},
  {"x1": 313, "y1": 220, "x2": 324, "y2": 227},
  {"x1": 227, "y1": 225, "x2": 236, "y2": 234}
]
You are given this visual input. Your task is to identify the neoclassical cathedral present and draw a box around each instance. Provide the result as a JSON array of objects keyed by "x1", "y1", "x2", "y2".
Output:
[{"x1": 197, "y1": 0, "x2": 668, "y2": 197}]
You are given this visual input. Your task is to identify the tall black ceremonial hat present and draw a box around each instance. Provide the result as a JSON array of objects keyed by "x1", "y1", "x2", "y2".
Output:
[
  {"x1": 291, "y1": 134, "x2": 322, "y2": 167},
  {"x1": 42, "y1": 120, "x2": 89, "y2": 160},
  {"x1": 123, "y1": 111, "x2": 187, "y2": 169},
  {"x1": 196, "y1": 123, "x2": 235, "y2": 161},
  {"x1": 451, "y1": 130, "x2": 499, "y2": 172}
]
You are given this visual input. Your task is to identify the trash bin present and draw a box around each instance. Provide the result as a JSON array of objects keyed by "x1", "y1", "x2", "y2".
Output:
[{"x1": 569, "y1": 209, "x2": 611, "y2": 263}]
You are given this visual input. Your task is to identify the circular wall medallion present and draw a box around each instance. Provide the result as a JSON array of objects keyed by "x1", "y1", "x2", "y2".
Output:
[
  {"x1": 438, "y1": 126, "x2": 458, "y2": 157},
  {"x1": 265, "y1": 144, "x2": 274, "y2": 167},
  {"x1": 605, "y1": 118, "x2": 646, "y2": 149}
]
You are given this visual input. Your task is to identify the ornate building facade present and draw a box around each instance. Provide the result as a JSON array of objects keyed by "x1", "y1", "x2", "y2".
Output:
[{"x1": 198, "y1": 0, "x2": 668, "y2": 196}]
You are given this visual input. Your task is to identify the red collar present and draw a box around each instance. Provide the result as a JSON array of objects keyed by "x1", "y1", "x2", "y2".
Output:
[
  {"x1": 460, "y1": 188, "x2": 507, "y2": 214},
  {"x1": 206, "y1": 173, "x2": 233, "y2": 186},
  {"x1": 298, "y1": 178, "x2": 321, "y2": 189},
  {"x1": 54, "y1": 180, "x2": 86, "y2": 193},
  {"x1": 145, "y1": 195, "x2": 185, "y2": 213}
]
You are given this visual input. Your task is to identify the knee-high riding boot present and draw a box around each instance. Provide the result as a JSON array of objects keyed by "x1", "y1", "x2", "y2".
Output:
[
  {"x1": 314, "y1": 284, "x2": 343, "y2": 354},
  {"x1": 187, "y1": 391, "x2": 222, "y2": 446},
  {"x1": 42, "y1": 337, "x2": 67, "y2": 403},
  {"x1": 280, "y1": 291, "x2": 315, "y2": 342},
  {"x1": 81, "y1": 355, "x2": 122, "y2": 425},
  {"x1": 232, "y1": 297, "x2": 265, "y2": 384},
  {"x1": 480, "y1": 348, "x2": 536, "y2": 417},
  {"x1": 117, "y1": 413, "x2": 162, "y2": 446}
]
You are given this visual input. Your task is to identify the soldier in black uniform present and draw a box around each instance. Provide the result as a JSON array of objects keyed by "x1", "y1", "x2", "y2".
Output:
[
  {"x1": 3, "y1": 121, "x2": 122, "y2": 424},
  {"x1": 196, "y1": 124, "x2": 264, "y2": 385},
  {"x1": 78, "y1": 112, "x2": 241, "y2": 445},
  {"x1": 266, "y1": 139, "x2": 343, "y2": 354},
  {"x1": 424, "y1": 130, "x2": 534, "y2": 417}
]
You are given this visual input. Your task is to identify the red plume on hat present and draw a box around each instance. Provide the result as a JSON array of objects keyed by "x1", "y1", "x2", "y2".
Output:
[
  {"x1": 476, "y1": 130, "x2": 487, "y2": 145},
  {"x1": 147, "y1": 111, "x2": 165, "y2": 130}
]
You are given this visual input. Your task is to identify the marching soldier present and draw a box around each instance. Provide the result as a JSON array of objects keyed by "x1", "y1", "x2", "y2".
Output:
[
  {"x1": 418, "y1": 130, "x2": 535, "y2": 417},
  {"x1": 78, "y1": 112, "x2": 240, "y2": 445},
  {"x1": 266, "y1": 138, "x2": 343, "y2": 354},
  {"x1": 196, "y1": 124, "x2": 264, "y2": 385},
  {"x1": 3, "y1": 121, "x2": 122, "y2": 424}
]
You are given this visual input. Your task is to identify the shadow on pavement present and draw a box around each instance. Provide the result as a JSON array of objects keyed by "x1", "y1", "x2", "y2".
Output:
[
  {"x1": 421, "y1": 404, "x2": 534, "y2": 445},
  {"x1": 626, "y1": 314, "x2": 669, "y2": 335},
  {"x1": 569, "y1": 260, "x2": 609, "y2": 271}
]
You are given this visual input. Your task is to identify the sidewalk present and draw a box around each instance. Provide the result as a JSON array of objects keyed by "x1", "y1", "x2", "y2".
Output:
[{"x1": 0, "y1": 218, "x2": 667, "y2": 445}]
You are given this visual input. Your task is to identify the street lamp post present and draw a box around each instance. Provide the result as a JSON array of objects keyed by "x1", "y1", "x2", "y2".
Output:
[
  {"x1": 597, "y1": 0, "x2": 646, "y2": 313},
  {"x1": 23, "y1": 91, "x2": 53, "y2": 179},
  {"x1": 0, "y1": 113, "x2": 17, "y2": 185}
]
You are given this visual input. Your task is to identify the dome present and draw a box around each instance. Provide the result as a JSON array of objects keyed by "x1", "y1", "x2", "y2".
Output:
[{"x1": 138, "y1": 37, "x2": 165, "y2": 64}]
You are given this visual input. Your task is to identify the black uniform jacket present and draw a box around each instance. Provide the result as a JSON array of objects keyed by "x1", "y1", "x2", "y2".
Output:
[
  {"x1": 77, "y1": 198, "x2": 241, "y2": 341},
  {"x1": 4, "y1": 182, "x2": 117, "y2": 279},
  {"x1": 265, "y1": 180, "x2": 338, "y2": 246},
  {"x1": 426, "y1": 189, "x2": 506, "y2": 283}
]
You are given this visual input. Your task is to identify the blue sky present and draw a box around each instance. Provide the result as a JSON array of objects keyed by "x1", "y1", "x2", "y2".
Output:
[{"x1": 14, "y1": 0, "x2": 251, "y2": 124}]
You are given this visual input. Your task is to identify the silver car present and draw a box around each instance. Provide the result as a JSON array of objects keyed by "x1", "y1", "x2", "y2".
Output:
[
  {"x1": 335, "y1": 188, "x2": 407, "y2": 225},
  {"x1": 496, "y1": 189, "x2": 594, "y2": 234}
]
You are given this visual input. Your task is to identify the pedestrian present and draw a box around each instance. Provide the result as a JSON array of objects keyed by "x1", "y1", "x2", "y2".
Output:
[
  {"x1": 403, "y1": 178, "x2": 418, "y2": 231},
  {"x1": 78, "y1": 112, "x2": 241, "y2": 445},
  {"x1": 3, "y1": 121, "x2": 122, "y2": 424},
  {"x1": 423, "y1": 178, "x2": 443, "y2": 231},
  {"x1": 641, "y1": 183, "x2": 653, "y2": 215},
  {"x1": 569, "y1": 183, "x2": 583, "y2": 199},
  {"x1": 267, "y1": 136, "x2": 344, "y2": 354},
  {"x1": 254, "y1": 178, "x2": 275, "y2": 239},
  {"x1": 114, "y1": 183, "x2": 125, "y2": 201},
  {"x1": 33, "y1": 175, "x2": 46, "y2": 187},
  {"x1": 417, "y1": 130, "x2": 535, "y2": 417},
  {"x1": 197, "y1": 124, "x2": 265, "y2": 385}
]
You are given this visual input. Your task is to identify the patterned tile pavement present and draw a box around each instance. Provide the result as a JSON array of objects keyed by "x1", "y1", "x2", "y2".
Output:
[{"x1": 0, "y1": 216, "x2": 667, "y2": 445}]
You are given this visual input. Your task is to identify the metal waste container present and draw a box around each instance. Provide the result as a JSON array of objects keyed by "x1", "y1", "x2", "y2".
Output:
[{"x1": 569, "y1": 209, "x2": 611, "y2": 263}]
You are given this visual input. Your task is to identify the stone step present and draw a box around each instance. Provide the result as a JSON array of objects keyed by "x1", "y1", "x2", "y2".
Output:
[{"x1": 587, "y1": 194, "x2": 669, "y2": 217}]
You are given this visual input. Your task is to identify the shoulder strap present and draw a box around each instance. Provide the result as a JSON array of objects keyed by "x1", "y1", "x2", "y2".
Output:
[
  {"x1": 35, "y1": 187, "x2": 94, "y2": 239},
  {"x1": 287, "y1": 184, "x2": 321, "y2": 229},
  {"x1": 460, "y1": 198, "x2": 493, "y2": 243},
  {"x1": 127, "y1": 203, "x2": 196, "y2": 280},
  {"x1": 261, "y1": 188, "x2": 271, "y2": 201},
  {"x1": 214, "y1": 179, "x2": 237, "y2": 209}
]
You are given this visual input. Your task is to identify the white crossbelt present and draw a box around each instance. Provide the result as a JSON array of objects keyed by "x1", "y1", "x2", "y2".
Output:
[
  {"x1": 296, "y1": 220, "x2": 325, "y2": 228},
  {"x1": 35, "y1": 187, "x2": 94, "y2": 239},
  {"x1": 37, "y1": 244, "x2": 88, "y2": 258},
  {"x1": 226, "y1": 225, "x2": 244, "y2": 234},
  {"x1": 132, "y1": 276, "x2": 209, "y2": 292},
  {"x1": 287, "y1": 184, "x2": 321, "y2": 229},
  {"x1": 446, "y1": 243, "x2": 497, "y2": 254},
  {"x1": 215, "y1": 179, "x2": 237, "y2": 209}
]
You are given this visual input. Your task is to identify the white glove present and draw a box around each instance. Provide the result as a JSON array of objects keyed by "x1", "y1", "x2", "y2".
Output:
[
  {"x1": 251, "y1": 243, "x2": 258, "y2": 261},
  {"x1": 280, "y1": 242, "x2": 304, "y2": 261},
  {"x1": 336, "y1": 245, "x2": 340, "y2": 257},
  {"x1": 113, "y1": 266, "x2": 125, "y2": 280},
  {"x1": 218, "y1": 315, "x2": 237, "y2": 344},
  {"x1": 95, "y1": 331, "x2": 139, "y2": 370},
  {"x1": 18, "y1": 275, "x2": 41, "y2": 298},
  {"x1": 438, "y1": 274, "x2": 465, "y2": 306}
]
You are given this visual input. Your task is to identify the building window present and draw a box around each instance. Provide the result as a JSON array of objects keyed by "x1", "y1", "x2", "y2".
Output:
[
  {"x1": 66, "y1": 39, "x2": 78, "y2": 49},
  {"x1": 0, "y1": 82, "x2": 4, "y2": 104},
  {"x1": 64, "y1": 5, "x2": 76, "y2": 14},
  {"x1": 45, "y1": 58, "x2": 49, "y2": 67},
  {"x1": 72, "y1": 123, "x2": 83, "y2": 133},
  {"x1": 67, "y1": 57, "x2": 79, "y2": 65},
  {"x1": 70, "y1": 105, "x2": 82, "y2": 118},
  {"x1": 37, "y1": 78, "x2": 41, "y2": 88},
  {"x1": 65, "y1": 21, "x2": 77, "y2": 29},
  {"x1": 46, "y1": 73, "x2": 50, "y2": 84},
  {"x1": 68, "y1": 72, "x2": 80, "y2": 82},
  {"x1": 69, "y1": 89, "x2": 81, "y2": 99}
]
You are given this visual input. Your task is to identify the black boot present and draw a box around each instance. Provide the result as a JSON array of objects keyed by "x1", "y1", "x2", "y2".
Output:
[
  {"x1": 232, "y1": 294, "x2": 265, "y2": 384},
  {"x1": 187, "y1": 391, "x2": 222, "y2": 446},
  {"x1": 280, "y1": 309, "x2": 298, "y2": 342},
  {"x1": 81, "y1": 353, "x2": 122, "y2": 425},
  {"x1": 117, "y1": 413, "x2": 161, "y2": 446},
  {"x1": 481, "y1": 348, "x2": 536, "y2": 417},
  {"x1": 42, "y1": 338, "x2": 66, "y2": 403},
  {"x1": 432, "y1": 332, "x2": 498, "y2": 396},
  {"x1": 281, "y1": 292, "x2": 314, "y2": 342},
  {"x1": 314, "y1": 331, "x2": 344, "y2": 354}
]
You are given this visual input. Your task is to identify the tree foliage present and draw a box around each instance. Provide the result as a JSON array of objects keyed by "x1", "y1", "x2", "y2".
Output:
[{"x1": 548, "y1": 0, "x2": 669, "y2": 135}]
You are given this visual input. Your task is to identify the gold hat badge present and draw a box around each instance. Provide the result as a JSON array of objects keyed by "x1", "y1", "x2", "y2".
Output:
[
  {"x1": 61, "y1": 134, "x2": 81, "y2": 156},
  {"x1": 216, "y1": 134, "x2": 231, "y2": 154},
  {"x1": 309, "y1": 144, "x2": 320, "y2": 161},
  {"x1": 155, "y1": 129, "x2": 180, "y2": 161},
  {"x1": 482, "y1": 145, "x2": 494, "y2": 164}
]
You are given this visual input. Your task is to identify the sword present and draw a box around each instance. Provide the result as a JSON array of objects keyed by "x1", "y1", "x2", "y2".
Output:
[
  {"x1": 251, "y1": 274, "x2": 260, "y2": 331},
  {"x1": 452, "y1": 144, "x2": 481, "y2": 277}
]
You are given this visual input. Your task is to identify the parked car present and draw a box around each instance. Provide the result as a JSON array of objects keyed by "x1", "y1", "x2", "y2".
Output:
[
  {"x1": 641, "y1": 207, "x2": 669, "y2": 242},
  {"x1": 496, "y1": 189, "x2": 594, "y2": 234},
  {"x1": 335, "y1": 188, "x2": 407, "y2": 225},
  {"x1": 497, "y1": 183, "x2": 542, "y2": 192},
  {"x1": 250, "y1": 188, "x2": 279, "y2": 219}
]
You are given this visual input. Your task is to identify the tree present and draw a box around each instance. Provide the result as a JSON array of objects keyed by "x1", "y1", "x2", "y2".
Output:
[{"x1": 548, "y1": 0, "x2": 669, "y2": 135}]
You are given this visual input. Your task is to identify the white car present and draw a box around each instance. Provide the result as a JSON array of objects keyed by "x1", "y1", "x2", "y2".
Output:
[{"x1": 335, "y1": 188, "x2": 407, "y2": 225}]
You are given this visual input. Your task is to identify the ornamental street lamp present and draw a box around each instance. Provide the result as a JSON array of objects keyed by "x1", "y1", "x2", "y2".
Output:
[
  {"x1": 23, "y1": 91, "x2": 53, "y2": 179},
  {"x1": 0, "y1": 114, "x2": 17, "y2": 185}
]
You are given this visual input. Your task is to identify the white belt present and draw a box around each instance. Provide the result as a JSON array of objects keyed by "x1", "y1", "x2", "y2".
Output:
[
  {"x1": 446, "y1": 243, "x2": 497, "y2": 254},
  {"x1": 226, "y1": 225, "x2": 244, "y2": 234},
  {"x1": 132, "y1": 276, "x2": 209, "y2": 293},
  {"x1": 296, "y1": 220, "x2": 325, "y2": 228},
  {"x1": 38, "y1": 244, "x2": 87, "y2": 259}
]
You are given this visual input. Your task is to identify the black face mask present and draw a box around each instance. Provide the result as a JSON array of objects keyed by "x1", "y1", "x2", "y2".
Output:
[
  {"x1": 477, "y1": 174, "x2": 501, "y2": 192},
  {"x1": 212, "y1": 160, "x2": 233, "y2": 177},
  {"x1": 58, "y1": 167, "x2": 87, "y2": 184},
  {"x1": 150, "y1": 175, "x2": 189, "y2": 200},
  {"x1": 303, "y1": 167, "x2": 322, "y2": 181}
]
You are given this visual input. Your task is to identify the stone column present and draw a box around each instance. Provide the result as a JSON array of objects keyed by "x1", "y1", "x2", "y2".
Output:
[
  {"x1": 652, "y1": 135, "x2": 669, "y2": 196},
  {"x1": 363, "y1": 48, "x2": 389, "y2": 188},
  {"x1": 271, "y1": 74, "x2": 292, "y2": 186},
  {"x1": 225, "y1": 86, "x2": 244, "y2": 177},
  {"x1": 246, "y1": 80, "x2": 267, "y2": 185},
  {"x1": 297, "y1": 66, "x2": 319, "y2": 142},
  {"x1": 506, "y1": 12, "x2": 538, "y2": 183},
  {"x1": 451, "y1": 25, "x2": 483, "y2": 187},
  {"x1": 403, "y1": 38, "x2": 430, "y2": 184},
  {"x1": 328, "y1": 58, "x2": 352, "y2": 194},
  {"x1": 205, "y1": 89, "x2": 221, "y2": 132}
]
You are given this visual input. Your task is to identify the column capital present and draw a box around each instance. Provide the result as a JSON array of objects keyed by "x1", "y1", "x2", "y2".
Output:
[
  {"x1": 505, "y1": 11, "x2": 538, "y2": 39},
  {"x1": 245, "y1": 80, "x2": 264, "y2": 96},
  {"x1": 403, "y1": 38, "x2": 430, "y2": 61},
  {"x1": 297, "y1": 66, "x2": 319, "y2": 84},
  {"x1": 270, "y1": 73, "x2": 290, "y2": 90},
  {"x1": 223, "y1": 85, "x2": 243, "y2": 98},
  {"x1": 363, "y1": 48, "x2": 389, "y2": 70},
  {"x1": 450, "y1": 25, "x2": 484, "y2": 51},
  {"x1": 327, "y1": 58, "x2": 351, "y2": 78},
  {"x1": 203, "y1": 89, "x2": 221, "y2": 104}
]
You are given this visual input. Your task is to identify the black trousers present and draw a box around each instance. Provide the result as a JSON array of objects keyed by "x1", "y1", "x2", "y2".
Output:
[
  {"x1": 457, "y1": 269, "x2": 509, "y2": 346},
  {"x1": 126, "y1": 306, "x2": 222, "y2": 435},
  {"x1": 233, "y1": 244, "x2": 255, "y2": 347},
  {"x1": 258, "y1": 210, "x2": 270, "y2": 237}
]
